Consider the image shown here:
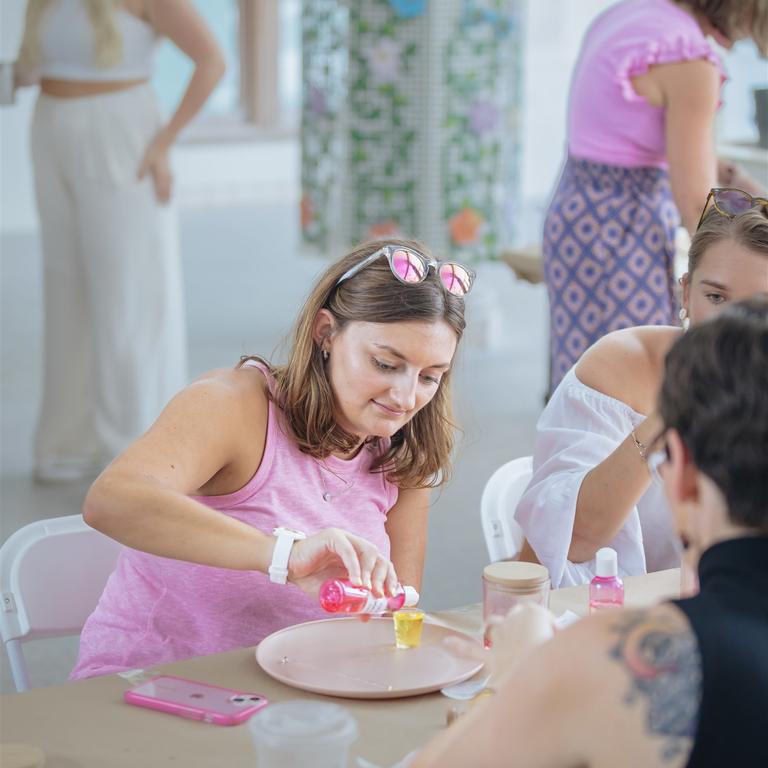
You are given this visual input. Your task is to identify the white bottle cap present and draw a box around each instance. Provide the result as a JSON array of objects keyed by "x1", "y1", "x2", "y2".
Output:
[
  {"x1": 403, "y1": 586, "x2": 420, "y2": 607},
  {"x1": 595, "y1": 547, "x2": 618, "y2": 577}
]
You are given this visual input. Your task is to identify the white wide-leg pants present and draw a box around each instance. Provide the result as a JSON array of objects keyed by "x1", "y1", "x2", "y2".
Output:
[{"x1": 30, "y1": 85, "x2": 187, "y2": 478}]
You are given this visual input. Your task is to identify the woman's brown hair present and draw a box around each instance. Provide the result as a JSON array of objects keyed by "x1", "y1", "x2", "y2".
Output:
[
  {"x1": 688, "y1": 206, "x2": 768, "y2": 274},
  {"x1": 241, "y1": 239, "x2": 467, "y2": 489},
  {"x1": 683, "y1": 0, "x2": 768, "y2": 55}
]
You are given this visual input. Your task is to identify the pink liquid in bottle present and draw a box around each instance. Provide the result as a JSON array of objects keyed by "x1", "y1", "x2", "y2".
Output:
[
  {"x1": 319, "y1": 579, "x2": 419, "y2": 615},
  {"x1": 589, "y1": 547, "x2": 625, "y2": 613}
]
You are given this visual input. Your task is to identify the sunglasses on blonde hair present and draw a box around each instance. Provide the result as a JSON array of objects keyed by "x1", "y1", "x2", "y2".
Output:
[
  {"x1": 335, "y1": 245, "x2": 476, "y2": 297},
  {"x1": 697, "y1": 187, "x2": 768, "y2": 230}
]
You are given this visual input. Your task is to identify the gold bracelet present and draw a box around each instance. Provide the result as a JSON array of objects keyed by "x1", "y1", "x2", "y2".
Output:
[{"x1": 631, "y1": 430, "x2": 648, "y2": 461}]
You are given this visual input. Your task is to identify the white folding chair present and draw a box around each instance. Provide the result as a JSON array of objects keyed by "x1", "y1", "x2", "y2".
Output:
[
  {"x1": 0, "y1": 514, "x2": 121, "y2": 692},
  {"x1": 481, "y1": 456, "x2": 533, "y2": 562}
]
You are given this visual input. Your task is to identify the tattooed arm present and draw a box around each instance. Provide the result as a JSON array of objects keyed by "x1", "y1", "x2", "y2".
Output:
[{"x1": 411, "y1": 605, "x2": 701, "y2": 768}]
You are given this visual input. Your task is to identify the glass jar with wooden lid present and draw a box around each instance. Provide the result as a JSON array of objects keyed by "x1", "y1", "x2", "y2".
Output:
[{"x1": 482, "y1": 561, "x2": 550, "y2": 647}]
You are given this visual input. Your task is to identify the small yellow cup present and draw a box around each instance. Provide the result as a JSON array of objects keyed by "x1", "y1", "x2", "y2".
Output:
[{"x1": 393, "y1": 608, "x2": 425, "y2": 649}]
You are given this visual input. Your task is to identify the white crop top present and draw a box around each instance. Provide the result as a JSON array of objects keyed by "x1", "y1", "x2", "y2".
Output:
[{"x1": 38, "y1": 0, "x2": 157, "y2": 81}]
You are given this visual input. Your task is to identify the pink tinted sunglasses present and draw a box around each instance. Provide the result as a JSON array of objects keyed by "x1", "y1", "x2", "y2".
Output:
[{"x1": 335, "y1": 245, "x2": 476, "y2": 297}]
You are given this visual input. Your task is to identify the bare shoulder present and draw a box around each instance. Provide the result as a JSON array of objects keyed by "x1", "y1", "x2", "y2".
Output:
[
  {"x1": 411, "y1": 604, "x2": 699, "y2": 768},
  {"x1": 144, "y1": 363, "x2": 271, "y2": 452},
  {"x1": 179, "y1": 364, "x2": 271, "y2": 437},
  {"x1": 552, "y1": 604, "x2": 700, "y2": 767},
  {"x1": 575, "y1": 326, "x2": 681, "y2": 412},
  {"x1": 190, "y1": 364, "x2": 269, "y2": 401}
]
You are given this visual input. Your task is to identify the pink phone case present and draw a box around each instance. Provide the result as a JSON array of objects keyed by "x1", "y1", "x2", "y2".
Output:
[{"x1": 124, "y1": 675, "x2": 269, "y2": 725}]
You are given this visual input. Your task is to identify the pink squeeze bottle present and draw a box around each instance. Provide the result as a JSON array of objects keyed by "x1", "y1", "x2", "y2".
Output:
[
  {"x1": 319, "y1": 579, "x2": 419, "y2": 615},
  {"x1": 589, "y1": 547, "x2": 625, "y2": 613}
]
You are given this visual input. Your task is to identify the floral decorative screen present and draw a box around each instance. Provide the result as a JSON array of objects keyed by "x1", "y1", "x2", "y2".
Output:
[{"x1": 301, "y1": 0, "x2": 523, "y2": 262}]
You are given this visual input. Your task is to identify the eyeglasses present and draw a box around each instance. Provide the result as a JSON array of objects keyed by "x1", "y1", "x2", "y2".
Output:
[
  {"x1": 646, "y1": 440, "x2": 670, "y2": 486},
  {"x1": 335, "y1": 245, "x2": 476, "y2": 297},
  {"x1": 696, "y1": 187, "x2": 768, "y2": 230}
]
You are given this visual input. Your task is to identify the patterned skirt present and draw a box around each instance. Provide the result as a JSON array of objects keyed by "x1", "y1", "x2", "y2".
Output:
[{"x1": 543, "y1": 156, "x2": 679, "y2": 394}]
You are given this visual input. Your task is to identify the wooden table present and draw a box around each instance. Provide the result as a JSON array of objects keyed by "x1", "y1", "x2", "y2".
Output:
[{"x1": 0, "y1": 569, "x2": 679, "y2": 768}]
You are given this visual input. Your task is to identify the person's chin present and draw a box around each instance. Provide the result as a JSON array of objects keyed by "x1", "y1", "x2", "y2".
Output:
[
  {"x1": 360, "y1": 412, "x2": 407, "y2": 437},
  {"x1": 360, "y1": 419, "x2": 403, "y2": 438}
]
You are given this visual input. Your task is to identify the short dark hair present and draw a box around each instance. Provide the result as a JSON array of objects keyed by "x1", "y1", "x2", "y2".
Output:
[{"x1": 658, "y1": 294, "x2": 768, "y2": 531}]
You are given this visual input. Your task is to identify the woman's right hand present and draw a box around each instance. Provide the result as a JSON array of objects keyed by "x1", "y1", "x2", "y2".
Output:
[
  {"x1": 138, "y1": 130, "x2": 173, "y2": 204},
  {"x1": 287, "y1": 528, "x2": 399, "y2": 598},
  {"x1": 12, "y1": 63, "x2": 39, "y2": 89}
]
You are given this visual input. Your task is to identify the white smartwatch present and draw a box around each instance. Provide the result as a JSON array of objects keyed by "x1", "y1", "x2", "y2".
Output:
[{"x1": 268, "y1": 527, "x2": 307, "y2": 584}]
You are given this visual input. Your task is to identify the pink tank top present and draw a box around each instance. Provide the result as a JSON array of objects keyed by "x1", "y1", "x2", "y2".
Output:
[
  {"x1": 568, "y1": 0, "x2": 725, "y2": 169},
  {"x1": 71, "y1": 361, "x2": 399, "y2": 679}
]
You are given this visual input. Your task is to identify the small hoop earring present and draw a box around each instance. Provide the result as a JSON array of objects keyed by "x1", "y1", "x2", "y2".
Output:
[{"x1": 678, "y1": 308, "x2": 688, "y2": 322}]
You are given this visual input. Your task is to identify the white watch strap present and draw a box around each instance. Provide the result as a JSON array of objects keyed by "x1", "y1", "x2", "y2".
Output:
[{"x1": 269, "y1": 528, "x2": 306, "y2": 584}]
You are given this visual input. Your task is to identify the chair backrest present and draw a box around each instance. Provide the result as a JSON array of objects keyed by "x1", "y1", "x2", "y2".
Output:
[
  {"x1": 480, "y1": 456, "x2": 533, "y2": 562},
  {"x1": 0, "y1": 514, "x2": 121, "y2": 691}
]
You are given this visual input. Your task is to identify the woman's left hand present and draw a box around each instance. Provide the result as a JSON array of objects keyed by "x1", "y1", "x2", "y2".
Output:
[
  {"x1": 443, "y1": 603, "x2": 557, "y2": 682},
  {"x1": 138, "y1": 131, "x2": 173, "y2": 204}
]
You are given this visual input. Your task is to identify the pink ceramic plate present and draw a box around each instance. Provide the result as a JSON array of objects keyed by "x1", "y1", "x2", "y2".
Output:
[{"x1": 255, "y1": 616, "x2": 484, "y2": 699}]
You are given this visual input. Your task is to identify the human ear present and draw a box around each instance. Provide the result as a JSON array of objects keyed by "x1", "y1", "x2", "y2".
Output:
[
  {"x1": 311, "y1": 309, "x2": 336, "y2": 351},
  {"x1": 666, "y1": 430, "x2": 698, "y2": 506}
]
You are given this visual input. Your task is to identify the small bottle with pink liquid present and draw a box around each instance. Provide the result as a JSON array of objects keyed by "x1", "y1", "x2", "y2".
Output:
[
  {"x1": 589, "y1": 547, "x2": 625, "y2": 613},
  {"x1": 319, "y1": 579, "x2": 419, "y2": 615}
]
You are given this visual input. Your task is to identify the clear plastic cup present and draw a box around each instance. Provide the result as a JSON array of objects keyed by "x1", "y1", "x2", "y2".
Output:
[
  {"x1": 393, "y1": 607, "x2": 425, "y2": 649},
  {"x1": 248, "y1": 700, "x2": 358, "y2": 768}
]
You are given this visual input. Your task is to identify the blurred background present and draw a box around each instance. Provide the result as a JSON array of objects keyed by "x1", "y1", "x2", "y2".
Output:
[{"x1": 0, "y1": 0, "x2": 766, "y2": 689}]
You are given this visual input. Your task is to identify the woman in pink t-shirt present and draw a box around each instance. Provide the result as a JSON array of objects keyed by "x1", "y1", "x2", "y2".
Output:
[
  {"x1": 543, "y1": 0, "x2": 767, "y2": 393},
  {"x1": 72, "y1": 239, "x2": 474, "y2": 678}
]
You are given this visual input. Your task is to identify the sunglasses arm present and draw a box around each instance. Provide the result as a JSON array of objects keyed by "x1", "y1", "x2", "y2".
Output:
[{"x1": 336, "y1": 247, "x2": 388, "y2": 286}]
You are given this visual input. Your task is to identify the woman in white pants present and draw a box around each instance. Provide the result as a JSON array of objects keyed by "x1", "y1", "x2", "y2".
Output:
[{"x1": 15, "y1": 0, "x2": 225, "y2": 481}]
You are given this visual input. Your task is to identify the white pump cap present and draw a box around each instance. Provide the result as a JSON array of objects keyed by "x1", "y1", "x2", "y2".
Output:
[
  {"x1": 402, "y1": 586, "x2": 420, "y2": 607},
  {"x1": 595, "y1": 547, "x2": 618, "y2": 577}
]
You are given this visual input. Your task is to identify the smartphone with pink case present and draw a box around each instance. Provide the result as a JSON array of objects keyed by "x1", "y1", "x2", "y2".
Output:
[{"x1": 124, "y1": 675, "x2": 269, "y2": 725}]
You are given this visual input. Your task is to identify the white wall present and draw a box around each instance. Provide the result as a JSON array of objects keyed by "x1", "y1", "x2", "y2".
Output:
[
  {"x1": 517, "y1": 0, "x2": 614, "y2": 241},
  {"x1": 0, "y1": 0, "x2": 35, "y2": 234}
]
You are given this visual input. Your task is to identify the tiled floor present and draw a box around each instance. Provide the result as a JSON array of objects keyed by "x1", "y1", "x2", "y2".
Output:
[{"x1": 0, "y1": 200, "x2": 548, "y2": 692}]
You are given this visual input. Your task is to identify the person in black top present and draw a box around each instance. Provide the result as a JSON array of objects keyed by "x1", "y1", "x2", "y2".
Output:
[{"x1": 413, "y1": 294, "x2": 768, "y2": 768}]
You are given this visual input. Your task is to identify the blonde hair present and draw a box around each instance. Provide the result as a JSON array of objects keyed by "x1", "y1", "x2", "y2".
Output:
[
  {"x1": 240, "y1": 239, "x2": 467, "y2": 489},
  {"x1": 18, "y1": 0, "x2": 124, "y2": 71}
]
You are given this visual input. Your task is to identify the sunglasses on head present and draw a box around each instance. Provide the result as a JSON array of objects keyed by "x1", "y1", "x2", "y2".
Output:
[
  {"x1": 696, "y1": 187, "x2": 768, "y2": 230},
  {"x1": 335, "y1": 245, "x2": 476, "y2": 297}
]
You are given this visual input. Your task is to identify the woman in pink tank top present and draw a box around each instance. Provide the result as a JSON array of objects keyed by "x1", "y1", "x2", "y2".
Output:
[
  {"x1": 543, "y1": 0, "x2": 767, "y2": 394},
  {"x1": 71, "y1": 239, "x2": 473, "y2": 678}
]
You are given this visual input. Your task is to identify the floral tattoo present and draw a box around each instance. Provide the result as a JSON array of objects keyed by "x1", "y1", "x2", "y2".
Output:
[{"x1": 610, "y1": 612, "x2": 702, "y2": 763}]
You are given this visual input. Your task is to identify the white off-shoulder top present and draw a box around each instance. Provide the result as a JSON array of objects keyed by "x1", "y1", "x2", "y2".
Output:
[{"x1": 515, "y1": 367, "x2": 680, "y2": 588}]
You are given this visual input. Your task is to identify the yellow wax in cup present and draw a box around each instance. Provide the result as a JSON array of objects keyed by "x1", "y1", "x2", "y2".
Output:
[{"x1": 393, "y1": 608, "x2": 425, "y2": 649}]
